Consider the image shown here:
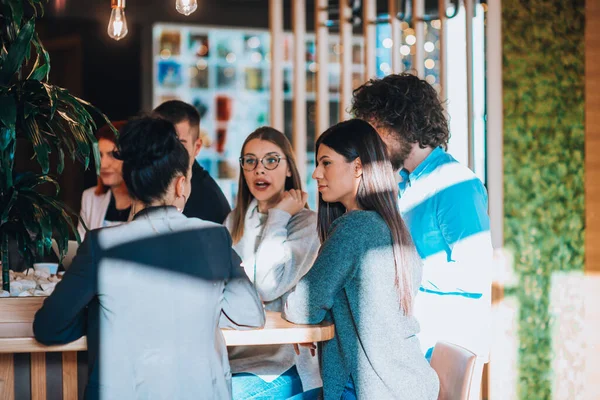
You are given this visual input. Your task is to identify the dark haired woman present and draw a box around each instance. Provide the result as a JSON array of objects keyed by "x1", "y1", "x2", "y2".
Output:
[
  {"x1": 34, "y1": 116, "x2": 265, "y2": 400},
  {"x1": 226, "y1": 127, "x2": 322, "y2": 399},
  {"x1": 283, "y1": 119, "x2": 439, "y2": 399},
  {"x1": 77, "y1": 121, "x2": 131, "y2": 240}
]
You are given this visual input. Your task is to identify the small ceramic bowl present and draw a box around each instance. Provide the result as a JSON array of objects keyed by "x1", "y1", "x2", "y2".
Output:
[{"x1": 33, "y1": 263, "x2": 59, "y2": 275}]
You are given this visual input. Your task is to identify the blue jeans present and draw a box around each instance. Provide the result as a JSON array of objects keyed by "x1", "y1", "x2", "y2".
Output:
[
  {"x1": 339, "y1": 376, "x2": 356, "y2": 400},
  {"x1": 232, "y1": 366, "x2": 303, "y2": 399}
]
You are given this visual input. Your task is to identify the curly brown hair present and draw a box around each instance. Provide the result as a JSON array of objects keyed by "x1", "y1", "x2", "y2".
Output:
[{"x1": 350, "y1": 73, "x2": 449, "y2": 150}]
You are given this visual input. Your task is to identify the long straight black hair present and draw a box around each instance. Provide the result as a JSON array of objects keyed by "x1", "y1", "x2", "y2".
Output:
[{"x1": 315, "y1": 119, "x2": 421, "y2": 315}]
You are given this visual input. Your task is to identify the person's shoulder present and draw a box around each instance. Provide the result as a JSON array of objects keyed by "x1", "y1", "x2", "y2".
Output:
[
  {"x1": 81, "y1": 187, "x2": 110, "y2": 211},
  {"x1": 430, "y1": 154, "x2": 486, "y2": 196},
  {"x1": 81, "y1": 186, "x2": 103, "y2": 200},
  {"x1": 190, "y1": 164, "x2": 229, "y2": 200},
  {"x1": 331, "y1": 210, "x2": 385, "y2": 233},
  {"x1": 191, "y1": 163, "x2": 214, "y2": 186},
  {"x1": 291, "y1": 207, "x2": 317, "y2": 224},
  {"x1": 181, "y1": 216, "x2": 227, "y2": 232},
  {"x1": 285, "y1": 208, "x2": 318, "y2": 238}
]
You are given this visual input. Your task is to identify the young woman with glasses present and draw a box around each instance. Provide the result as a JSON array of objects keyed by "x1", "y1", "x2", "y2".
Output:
[{"x1": 226, "y1": 127, "x2": 322, "y2": 399}]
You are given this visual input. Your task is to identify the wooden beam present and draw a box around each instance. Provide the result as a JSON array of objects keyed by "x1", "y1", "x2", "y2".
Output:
[
  {"x1": 0, "y1": 354, "x2": 14, "y2": 400},
  {"x1": 437, "y1": 0, "x2": 448, "y2": 102},
  {"x1": 30, "y1": 353, "x2": 46, "y2": 400},
  {"x1": 465, "y1": 0, "x2": 475, "y2": 171},
  {"x1": 269, "y1": 0, "x2": 284, "y2": 131},
  {"x1": 486, "y1": 0, "x2": 504, "y2": 249},
  {"x1": 293, "y1": 0, "x2": 307, "y2": 183},
  {"x1": 413, "y1": 0, "x2": 425, "y2": 77},
  {"x1": 62, "y1": 352, "x2": 78, "y2": 400},
  {"x1": 363, "y1": 0, "x2": 376, "y2": 81},
  {"x1": 315, "y1": 0, "x2": 329, "y2": 139},
  {"x1": 389, "y1": 0, "x2": 402, "y2": 73},
  {"x1": 586, "y1": 0, "x2": 600, "y2": 272},
  {"x1": 339, "y1": 0, "x2": 353, "y2": 121}
]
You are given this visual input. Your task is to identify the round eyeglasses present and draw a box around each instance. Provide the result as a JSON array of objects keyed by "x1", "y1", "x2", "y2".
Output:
[{"x1": 239, "y1": 153, "x2": 286, "y2": 171}]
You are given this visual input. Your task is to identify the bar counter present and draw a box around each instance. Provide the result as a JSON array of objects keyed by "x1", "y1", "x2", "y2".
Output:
[{"x1": 0, "y1": 297, "x2": 334, "y2": 399}]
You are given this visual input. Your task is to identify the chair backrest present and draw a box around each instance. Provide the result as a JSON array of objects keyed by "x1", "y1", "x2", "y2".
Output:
[{"x1": 430, "y1": 341, "x2": 483, "y2": 400}]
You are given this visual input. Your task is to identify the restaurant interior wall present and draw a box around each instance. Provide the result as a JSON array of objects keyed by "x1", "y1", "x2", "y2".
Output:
[{"x1": 33, "y1": 0, "x2": 489, "y2": 227}]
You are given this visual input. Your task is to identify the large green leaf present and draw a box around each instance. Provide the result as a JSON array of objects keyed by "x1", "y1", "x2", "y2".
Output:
[
  {"x1": 41, "y1": 82, "x2": 58, "y2": 118},
  {"x1": 56, "y1": 146, "x2": 64, "y2": 174},
  {"x1": 6, "y1": 1, "x2": 24, "y2": 37},
  {"x1": 14, "y1": 172, "x2": 59, "y2": 192},
  {"x1": 0, "y1": 94, "x2": 17, "y2": 129},
  {"x1": 0, "y1": 188, "x2": 17, "y2": 224},
  {"x1": 0, "y1": 126, "x2": 15, "y2": 152},
  {"x1": 28, "y1": 62, "x2": 48, "y2": 81},
  {"x1": 0, "y1": 3, "x2": 16, "y2": 44},
  {"x1": 22, "y1": 116, "x2": 50, "y2": 173},
  {"x1": 0, "y1": 18, "x2": 35, "y2": 85},
  {"x1": 28, "y1": 34, "x2": 50, "y2": 81},
  {"x1": 0, "y1": 139, "x2": 15, "y2": 189}
]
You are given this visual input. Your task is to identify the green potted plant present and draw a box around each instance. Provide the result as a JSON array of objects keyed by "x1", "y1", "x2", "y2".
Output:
[{"x1": 0, "y1": 0, "x2": 113, "y2": 293}]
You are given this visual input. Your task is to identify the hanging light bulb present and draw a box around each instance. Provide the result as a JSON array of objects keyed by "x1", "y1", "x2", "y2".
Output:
[
  {"x1": 176, "y1": 0, "x2": 197, "y2": 16},
  {"x1": 108, "y1": 0, "x2": 128, "y2": 41}
]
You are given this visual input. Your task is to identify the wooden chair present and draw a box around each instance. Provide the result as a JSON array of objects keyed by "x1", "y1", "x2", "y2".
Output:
[{"x1": 430, "y1": 341, "x2": 484, "y2": 400}]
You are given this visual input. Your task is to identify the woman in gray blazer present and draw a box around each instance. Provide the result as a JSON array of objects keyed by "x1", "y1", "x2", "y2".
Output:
[{"x1": 34, "y1": 117, "x2": 265, "y2": 400}]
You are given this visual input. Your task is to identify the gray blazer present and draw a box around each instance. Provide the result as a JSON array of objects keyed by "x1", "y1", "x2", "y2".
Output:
[{"x1": 34, "y1": 206, "x2": 265, "y2": 400}]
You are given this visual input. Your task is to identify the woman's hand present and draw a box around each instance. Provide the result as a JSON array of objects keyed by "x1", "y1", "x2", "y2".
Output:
[
  {"x1": 274, "y1": 189, "x2": 308, "y2": 216},
  {"x1": 293, "y1": 342, "x2": 317, "y2": 357}
]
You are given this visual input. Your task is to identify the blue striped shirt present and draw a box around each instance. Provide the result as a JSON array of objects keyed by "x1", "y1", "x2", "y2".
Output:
[{"x1": 398, "y1": 147, "x2": 492, "y2": 360}]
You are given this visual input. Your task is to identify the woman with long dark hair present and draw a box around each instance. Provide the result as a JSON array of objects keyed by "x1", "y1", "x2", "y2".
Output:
[
  {"x1": 283, "y1": 119, "x2": 439, "y2": 399},
  {"x1": 226, "y1": 127, "x2": 322, "y2": 399}
]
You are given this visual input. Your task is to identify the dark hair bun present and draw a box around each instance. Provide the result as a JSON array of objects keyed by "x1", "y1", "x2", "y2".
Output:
[{"x1": 117, "y1": 117, "x2": 189, "y2": 204}]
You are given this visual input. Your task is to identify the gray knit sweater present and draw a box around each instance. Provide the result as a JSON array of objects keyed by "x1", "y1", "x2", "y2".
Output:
[{"x1": 283, "y1": 210, "x2": 439, "y2": 400}]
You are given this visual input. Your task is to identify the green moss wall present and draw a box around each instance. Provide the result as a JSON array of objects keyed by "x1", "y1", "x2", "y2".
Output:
[{"x1": 502, "y1": 0, "x2": 585, "y2": 398}]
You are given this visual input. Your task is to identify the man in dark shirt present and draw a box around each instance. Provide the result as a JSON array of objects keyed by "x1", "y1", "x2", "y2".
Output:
[{"x1": 153, "y1": 100, "x2": 231, "y2": 223}]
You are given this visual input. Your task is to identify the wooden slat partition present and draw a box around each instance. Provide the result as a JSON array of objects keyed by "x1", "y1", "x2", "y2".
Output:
[
  {"x1": 293, "y1": 0, "x2": 307, "y2": 182},
  {"x1": 0, "y1": 354, "x2": 14, "y2": 400},
  {"x1": 269, "y1": 0, "x2": 284, "y2": 131},
  {"x1": 62, "y1": 353, "x2": 78, "y2": 400},
  {"x1": 437, "y1": 0, "x2": 447, "y2": 102},
  {"x1": 465, "y1": 0, "x2": 475, "y2": 171},
  {"x1": 338, "y1": 0, "x2": 352, "y2": 121},
  {"x1": 29, "y1": 354, "x2": 45, "y2": 400},
  {"x1": 486, "y1": 0, "x2": 504, "y2": 250},
  {"x1": 362, "y1": 0, "x2": 376, "y2": 80},
  {"x1": 413, "y1": 0, "x2": 425, "y2": 77},
  {"x1": 315, "y1": 0, "x2": 329, "y2": 139},
  {"x1": 586, "y1": 0, "x2": 600, "y2": 272},
  {"x1": 388, "y1": 0, "x2": 402, "y2": 73}
]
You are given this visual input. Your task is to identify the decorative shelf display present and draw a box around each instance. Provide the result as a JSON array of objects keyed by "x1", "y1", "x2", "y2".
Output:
[{"x1": 152, "y1": 23, "x2": 365, "y2": 208}]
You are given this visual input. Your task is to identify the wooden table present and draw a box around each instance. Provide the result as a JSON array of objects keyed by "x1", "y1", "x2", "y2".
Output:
[
  {"x1": 0, "y1": 312, "x2": 333, "y2": 352},
  {"x1": 0, "y1": 298, "x2": 334, "y2": 400}
]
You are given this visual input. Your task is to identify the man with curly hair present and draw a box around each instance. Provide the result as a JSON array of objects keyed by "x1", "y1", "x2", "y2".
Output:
[{"x1": 351, "y1": 73, "x2": 492, "y2": 363}]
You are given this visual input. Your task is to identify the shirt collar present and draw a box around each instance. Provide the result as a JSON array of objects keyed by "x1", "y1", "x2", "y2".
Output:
[
  {"x1": 400, "y1": 146, "x2": 446, "y2": 183},
  {"x1": 133, "y1": 205, "x2": 182, "y2": 221},
  {"x1": 247, "y1": 199, "x2": 260, "y2": 220}
]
